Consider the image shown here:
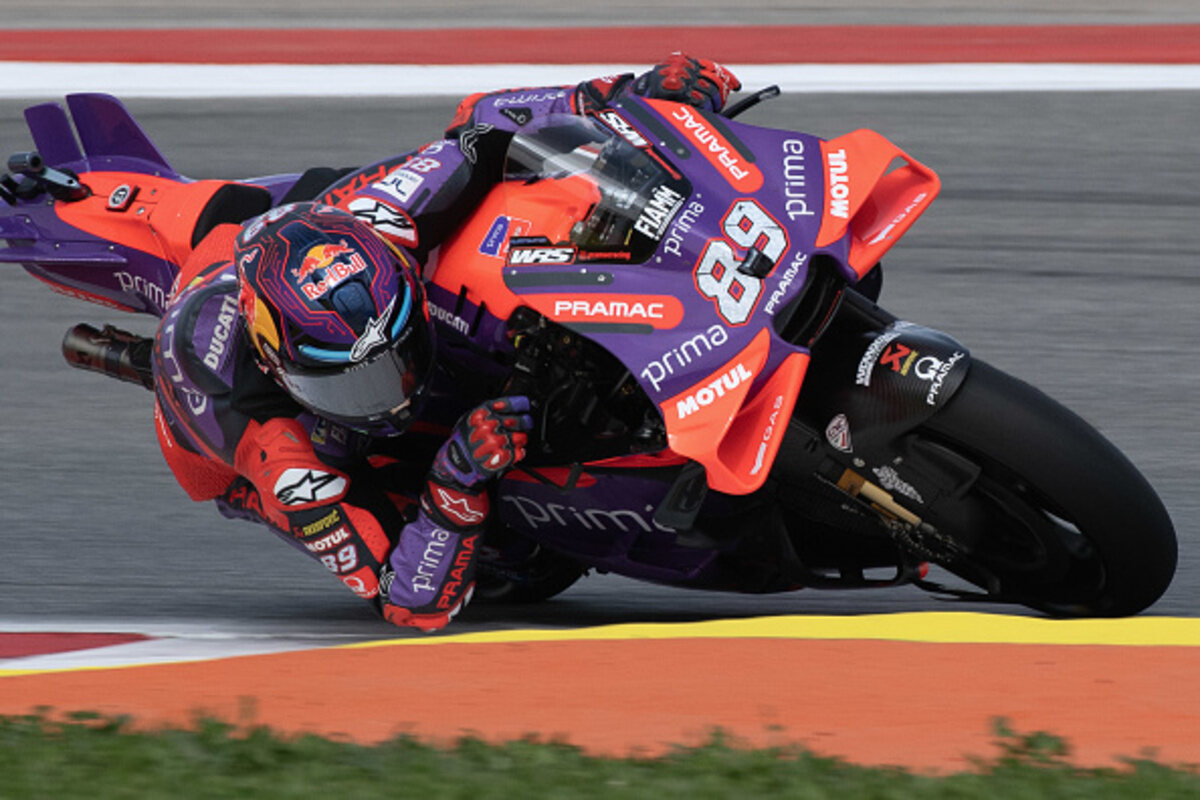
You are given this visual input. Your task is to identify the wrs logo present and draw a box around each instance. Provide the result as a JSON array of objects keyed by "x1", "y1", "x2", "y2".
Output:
[{"x1": 508, "y1": 246, "x2": 576, "y2": 265}]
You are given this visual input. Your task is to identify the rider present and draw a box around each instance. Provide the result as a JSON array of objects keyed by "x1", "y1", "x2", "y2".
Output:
[{"x1": 152, "y1": 54, "x2": 742, "y2": 632}]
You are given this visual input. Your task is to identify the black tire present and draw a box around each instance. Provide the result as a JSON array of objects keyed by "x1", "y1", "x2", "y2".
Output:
[
  {"x1": 473, "y1": 528, "x2": 586, "y2": 604},
  {"x1": 917, "y1": 360, "x2": 1176, "y2": 616}
]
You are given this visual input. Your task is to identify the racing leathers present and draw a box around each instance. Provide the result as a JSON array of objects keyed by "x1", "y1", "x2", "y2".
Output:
[{"x1": 151, "y1": 55, "x2": 740, "y2": 631}]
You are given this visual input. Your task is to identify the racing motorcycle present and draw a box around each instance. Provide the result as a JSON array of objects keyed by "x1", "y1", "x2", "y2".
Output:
[{"x1": 0, "y1": 91, "x2": 1177, "y2": 617}]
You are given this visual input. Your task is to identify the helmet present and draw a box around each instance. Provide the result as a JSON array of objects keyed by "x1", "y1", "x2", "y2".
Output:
[{"x1": 234, "y1": 202, "x2": 434, "y2": 436}]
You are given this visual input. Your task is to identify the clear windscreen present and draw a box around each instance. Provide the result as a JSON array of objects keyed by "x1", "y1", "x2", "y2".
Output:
[{"x1": 504, "y1": 115, "x2": 689, "y2": 256}]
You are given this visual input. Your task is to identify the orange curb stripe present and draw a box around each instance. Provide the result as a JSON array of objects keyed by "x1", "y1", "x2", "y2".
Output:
[{"x1": 1, "y1": 634, "x2": 1198, "y2": 771}]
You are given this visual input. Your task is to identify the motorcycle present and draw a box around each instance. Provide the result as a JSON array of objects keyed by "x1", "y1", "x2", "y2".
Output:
[{"x1": 0, "y1": 91, "x2": 1177, "y2": 617}]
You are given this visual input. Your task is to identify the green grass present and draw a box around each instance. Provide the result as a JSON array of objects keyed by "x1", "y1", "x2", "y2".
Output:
[{"x1": 0, "y1": 713, "x2": 1197, "y2": 799}]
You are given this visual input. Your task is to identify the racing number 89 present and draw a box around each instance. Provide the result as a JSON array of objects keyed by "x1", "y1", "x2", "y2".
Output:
[
  {"x1": 694, "y1": 200, "x2": 788, "y2": 325},
  {"x1": 321, "y1": 544, "x2": 358, "y2": 575}
]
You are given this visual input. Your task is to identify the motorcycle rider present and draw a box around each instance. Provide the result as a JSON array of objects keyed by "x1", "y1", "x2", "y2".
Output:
[{"x1": 152, "y1": 54, "x2": 742, "y2": 631}]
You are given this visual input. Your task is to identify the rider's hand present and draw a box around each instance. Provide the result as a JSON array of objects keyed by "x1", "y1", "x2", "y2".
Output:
[
  {"x1": 431, "y1": 396, "x2": 534, "y2": 488},
  {"x1": 633, "y1": 53, "x2": 742, "y2": 114}
]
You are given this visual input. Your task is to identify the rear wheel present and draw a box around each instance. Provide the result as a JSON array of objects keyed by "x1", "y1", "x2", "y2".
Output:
[{"x1": 915, "y1": 360, "x2": 1176, "y2": 616}]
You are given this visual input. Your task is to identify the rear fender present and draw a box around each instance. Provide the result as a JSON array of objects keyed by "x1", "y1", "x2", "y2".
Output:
[{"x1": 2, "y1": 173, "x2": 266, "y2": 315}]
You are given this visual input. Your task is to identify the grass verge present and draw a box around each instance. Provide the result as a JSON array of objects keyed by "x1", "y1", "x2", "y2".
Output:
[{"x1": 0, "y1": 712, "x2": 1197, "y2": 798}]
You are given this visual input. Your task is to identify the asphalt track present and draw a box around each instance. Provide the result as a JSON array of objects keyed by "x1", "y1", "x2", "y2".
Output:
[{"x1": 1, "y1": 85, "x2": 1197, "y2": 633}]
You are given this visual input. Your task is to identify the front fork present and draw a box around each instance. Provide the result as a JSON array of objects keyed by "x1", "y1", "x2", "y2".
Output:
[{"x1": 778, "y1": 289, "x2": 979, "y2": 560}]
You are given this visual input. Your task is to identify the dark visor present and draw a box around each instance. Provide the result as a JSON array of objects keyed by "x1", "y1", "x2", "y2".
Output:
[{"x1": 277, "y1": 333, "x2": 432, "y2": 427}]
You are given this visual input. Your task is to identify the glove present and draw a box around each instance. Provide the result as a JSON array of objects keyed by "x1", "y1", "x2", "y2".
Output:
[
  {"x1": 633, "y1": 53, "x2": 742, "y2": 114},
  {"x1": 381, "y1": 397, "x2": 533, "y2": 632},
  {"x1": 430, "y1": 396, "x2": 533, "y2": 488}
]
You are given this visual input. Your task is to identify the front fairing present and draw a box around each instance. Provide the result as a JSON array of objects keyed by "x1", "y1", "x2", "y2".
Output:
[{"x1": 430, "y1": 98, "x2": 940, "y2": 494}]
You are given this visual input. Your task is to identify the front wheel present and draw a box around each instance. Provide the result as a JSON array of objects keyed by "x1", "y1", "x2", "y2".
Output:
[{"x1": 915, "y1": 360, "x2": 1176, "y2": 616}]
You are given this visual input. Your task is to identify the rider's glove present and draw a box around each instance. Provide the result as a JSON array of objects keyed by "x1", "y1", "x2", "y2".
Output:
[
  {"x1": 633, "y1": 53, "x2": 742, "y2": 114},
  {"x1": 430, "y1": 396, "x2": 533, "y2": 488},
  {"x1": 381, "y1": 397, "x2": 533, "y2": 632}
]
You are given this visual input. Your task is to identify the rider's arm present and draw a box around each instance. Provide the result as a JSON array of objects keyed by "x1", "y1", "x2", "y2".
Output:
[
  {"x1": 332, "y1": 54, "x2": 741, "y2": 260},
  {"x1": 218, "y1": 397, "x2": 531, "y2": 633},
  {"x1": 380, "y1": 396, "x2": 532, "y2": 632},
  {"x1": 444, "y1": 53, "x2": 742, "y2": 137},
  {"x1": 219, "y1": 416, "x2": 408, "y2": 605}
]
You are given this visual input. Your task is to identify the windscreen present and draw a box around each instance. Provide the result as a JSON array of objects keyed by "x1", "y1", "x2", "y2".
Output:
[{"x1": 504, "y1": 114, "x2": 691, "y2": 261}]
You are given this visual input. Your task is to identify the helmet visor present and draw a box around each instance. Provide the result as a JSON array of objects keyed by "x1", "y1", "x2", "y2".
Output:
[{"x1": 276, "y1": 331, "x2": 432, "y2": 431}]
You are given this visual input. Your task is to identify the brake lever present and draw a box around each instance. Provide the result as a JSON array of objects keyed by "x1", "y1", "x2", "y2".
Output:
[{"x1": 721, "y1": 85, "x2": 782, "y2": 120}]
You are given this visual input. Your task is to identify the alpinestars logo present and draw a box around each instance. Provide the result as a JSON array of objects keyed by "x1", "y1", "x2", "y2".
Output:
[
  {"x1": 433, "y1": 486, "x2": 487, "y2": 526},
  {"x1": 274, "y1": 469, "x2": 347, "y2": 506},
  {"x1": 458, "y1": 123, "x2": 494, "y2": 165},
  {"x1": 350, "y1": 298, "x2": 393, "y2": 361},
  {"x1": 346, "y1": 198, "x2": 417, "y2": 247}
]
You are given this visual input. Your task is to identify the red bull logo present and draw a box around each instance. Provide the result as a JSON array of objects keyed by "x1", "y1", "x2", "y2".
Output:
[
  {"x1": 294, "y1": 242, "x2": 354, "y2": 281},
  {"x1": 293, "y1": 241, "x2": 368, "y2": 300}
]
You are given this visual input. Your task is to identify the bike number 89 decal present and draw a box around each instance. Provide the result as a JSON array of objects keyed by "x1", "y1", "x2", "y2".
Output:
[{"x1": 694, "y1": 199, "x2": 788, "y2": 326}]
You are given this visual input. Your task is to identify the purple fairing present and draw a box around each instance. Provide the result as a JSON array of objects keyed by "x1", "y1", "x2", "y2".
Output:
[
  {"x1": 495, "y1": 469, "x2": 734, "y2": 584},
  {"x1": 473, "y1": 100, "x2": 837, "y2": 407},
  {"x1": 1, "y1": 94, "x2": 306, "y2": 316},
  {"x1": 385, "y1": 510, "x2": 469, "y2": 609},
  {"x1": 413, "y1": 101, "x2": 857, "y2": 586}
]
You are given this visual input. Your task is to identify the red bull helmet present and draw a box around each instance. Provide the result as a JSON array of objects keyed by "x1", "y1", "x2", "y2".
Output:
[{"x1": 234, "y1": 202, "x2": 434, "y2": 436}]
